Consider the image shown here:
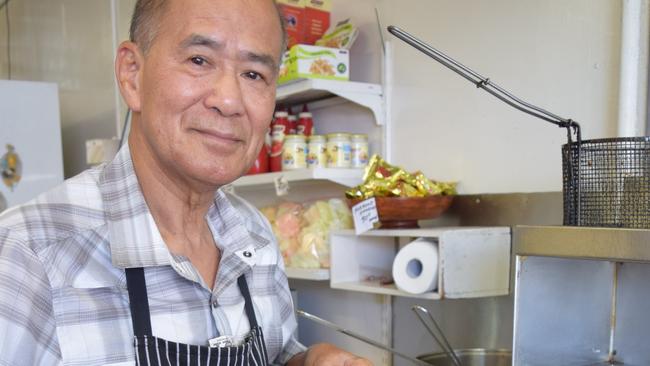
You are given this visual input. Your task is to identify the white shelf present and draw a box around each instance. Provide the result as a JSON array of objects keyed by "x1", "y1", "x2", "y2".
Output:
[
  {"x1": 330, "y1": 227, "x2": 512, "y2": 299},
  {"x1": 333, "y1": 281, "x2": 441, "y2": 300},
  {"x1": 232, "y1": 168, "x2": 364, "y2": 188},
  {"x1": 332, "y1": 227, "x2": 500, "y2": 238},
  {"x1": 276, "y1": 79, "x2": 384, "y2": 125},
  {"x1": 285, "y1": 267, "x2": 330, "y2": 281}
]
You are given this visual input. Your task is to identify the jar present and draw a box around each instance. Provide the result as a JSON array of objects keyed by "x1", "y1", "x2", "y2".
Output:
[
  {"x1": 297, "y1": 112, "x2": 314, "y2": 136},
  {"x1": 326, "y1": 133, "x2": 352, "y2": 168},
  {"x1": 350, "y1": 134, "x2": 369, "y2": 168},
  {"x1": 282, "y1": 134, "x2": 307, "y2": 170},
  {"x1": 307, "y1": 135, "x2": 327, "y2": 168},
  {"x1": 270, "y1": 111, "x2": 290, "y2": 172}
]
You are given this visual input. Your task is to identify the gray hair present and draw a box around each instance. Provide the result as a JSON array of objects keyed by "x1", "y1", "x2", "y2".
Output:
[{"x1": 129, "y1": 0, "x2": 287, "y2": 56}]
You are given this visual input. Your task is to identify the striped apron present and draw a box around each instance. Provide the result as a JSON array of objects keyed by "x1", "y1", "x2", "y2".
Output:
[{"x1": 126, "y1": 268, "x2": 269, "y2": 366}]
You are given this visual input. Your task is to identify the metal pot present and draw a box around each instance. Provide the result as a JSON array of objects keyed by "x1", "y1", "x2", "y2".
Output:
[{"x1": 418, "y1": 349, "x2": 512, "y2": 366}]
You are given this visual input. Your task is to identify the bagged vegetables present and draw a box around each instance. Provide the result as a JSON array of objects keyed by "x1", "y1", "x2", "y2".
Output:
[{"x1": 261, "y1": 198, "x2": 353, "y2": 268}]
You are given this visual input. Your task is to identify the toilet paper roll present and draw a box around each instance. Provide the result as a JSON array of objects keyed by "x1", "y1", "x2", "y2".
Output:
[{"x1": 392, "y1": 238, "x2": 439, "y2": 294}]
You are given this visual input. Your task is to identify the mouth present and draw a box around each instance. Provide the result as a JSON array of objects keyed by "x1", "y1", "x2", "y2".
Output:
[{"x1": 191, "y1": 128, "x2": 244, "y2": 147}]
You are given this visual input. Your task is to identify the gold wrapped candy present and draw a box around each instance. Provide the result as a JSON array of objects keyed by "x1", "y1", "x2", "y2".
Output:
[{"x1": 346, "y1": 155, "x2": 457, "y2": 199}]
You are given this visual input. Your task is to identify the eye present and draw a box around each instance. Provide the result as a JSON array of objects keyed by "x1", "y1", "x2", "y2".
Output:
[
  {"x1": 190, "y1": 56, "x2": 207, "y2": 66},
  {"x1": 243, "y1": 71, "x2": 263, "y2": 81}
]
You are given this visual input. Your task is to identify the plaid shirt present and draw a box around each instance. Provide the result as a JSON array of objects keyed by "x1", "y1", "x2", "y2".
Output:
[{"x1": 0, "y1": 145, "x2": 305, "y2": 366}]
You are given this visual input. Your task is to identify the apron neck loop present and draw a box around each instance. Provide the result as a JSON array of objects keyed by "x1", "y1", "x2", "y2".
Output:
[{"x1": 125, "y1": 267, "x2": 153, "y2": 337}]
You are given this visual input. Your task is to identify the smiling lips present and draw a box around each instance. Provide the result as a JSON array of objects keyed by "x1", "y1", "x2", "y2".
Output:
[{"x1": 192, "y1": 128, "x2": 244, "y2": 147}]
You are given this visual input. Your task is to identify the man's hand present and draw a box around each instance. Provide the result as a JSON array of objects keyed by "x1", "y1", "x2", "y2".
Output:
[{"x1": 288, "y1": 343, "x2": 373, "y2": 366}]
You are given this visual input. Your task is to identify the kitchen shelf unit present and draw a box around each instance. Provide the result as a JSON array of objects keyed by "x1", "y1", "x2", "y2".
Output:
[
  {"x1": 285, "y1": 267, "x2": 330, "y2": 281},
  {"x1": 276, "y1": 79, "x2": 384, "y2": 126},
  {"x1": 330, "y1": 227, "x2": 512, "y2": 300}
]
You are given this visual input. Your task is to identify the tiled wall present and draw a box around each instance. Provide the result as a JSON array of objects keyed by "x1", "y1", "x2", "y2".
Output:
[{"x1": 0, "y1": 0, "x2": 135, "y2": 177}]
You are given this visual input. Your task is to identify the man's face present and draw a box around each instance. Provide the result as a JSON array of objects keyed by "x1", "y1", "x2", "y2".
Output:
[{"x1": 133, "y1": 0, "x2": 282, "y2": 187}]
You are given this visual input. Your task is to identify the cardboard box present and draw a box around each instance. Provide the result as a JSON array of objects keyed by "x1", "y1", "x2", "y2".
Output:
[
  {"x1": 279, "y1": 44, "x2": 349, "y2": 84},
  {"x1": 304, "y1": 0, "x2": 331, "y2": 45},
  {"x1": 277, "y1": 0, "x2": 307, "y2": 48}
]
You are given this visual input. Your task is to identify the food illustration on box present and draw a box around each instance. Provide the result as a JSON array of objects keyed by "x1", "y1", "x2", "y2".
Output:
[
  {"x1": 309, "y1": 58, "x2": 336, "y2": 76},
  {"x1": 262, "y1": 199, "x2": 353, "y2": 269}
]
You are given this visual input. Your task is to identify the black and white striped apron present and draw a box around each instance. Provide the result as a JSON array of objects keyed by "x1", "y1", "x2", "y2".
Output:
[{"x1": 126, "y1": 268, "x2": 269, "y2": 366}]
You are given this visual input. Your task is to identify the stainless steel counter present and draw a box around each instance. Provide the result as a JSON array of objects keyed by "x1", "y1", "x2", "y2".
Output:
[{"x1": 513, "y1": 225, "x2": 650, "y2": 365}]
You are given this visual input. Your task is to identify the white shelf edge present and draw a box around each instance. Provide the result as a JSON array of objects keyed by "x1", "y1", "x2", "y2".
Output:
[
  {"x1": 286, "y1": 267, "x2": 330, "y2": 281},
  {"x1": 277, "y1": 79, "x2": 382, "y2": 99},
  {"x1": 232, "y1": 168, "x2": 364, "y2": 188},
  {"x1": 330, "y1": 281, "x2": 441, "y2": 300},
  {"x1": 331, "y1": 226, "x2": 511, "y2": 238}
]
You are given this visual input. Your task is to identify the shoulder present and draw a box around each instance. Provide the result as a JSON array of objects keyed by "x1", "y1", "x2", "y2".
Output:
[{"x1": 0, "y1": 166, "x2": 106, "y2": 248}]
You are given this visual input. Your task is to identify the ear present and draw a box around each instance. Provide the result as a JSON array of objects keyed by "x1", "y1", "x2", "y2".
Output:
[{"x1": 115, "y1": 41, "x2": 144, "y2": 112}]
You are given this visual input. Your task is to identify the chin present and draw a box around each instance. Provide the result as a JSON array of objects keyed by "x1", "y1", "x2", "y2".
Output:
[{"x1": 206, "y1": 164, "x2": 249, "y2": 187}]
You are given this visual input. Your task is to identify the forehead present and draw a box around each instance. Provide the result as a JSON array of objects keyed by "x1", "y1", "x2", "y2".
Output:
[{"x1": 156, "y1": 0, "x2": 283, "y2": 56}]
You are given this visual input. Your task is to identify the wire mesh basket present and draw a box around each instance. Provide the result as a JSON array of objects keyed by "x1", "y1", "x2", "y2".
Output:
[{"x1": 563, "y1": 137, "x2": 650, "y2": 228}]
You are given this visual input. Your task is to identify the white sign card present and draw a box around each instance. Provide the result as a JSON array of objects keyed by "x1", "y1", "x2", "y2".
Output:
[{"x1": 352, "y1": 197, "x2": 379, "y2": 235}]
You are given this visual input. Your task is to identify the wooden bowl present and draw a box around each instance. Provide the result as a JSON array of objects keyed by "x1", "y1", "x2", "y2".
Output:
[{"x1": 348, "y1": 195, "x2": 454, "y2": 229}]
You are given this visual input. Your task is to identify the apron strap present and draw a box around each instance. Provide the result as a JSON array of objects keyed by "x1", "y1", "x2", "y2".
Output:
[
  {"x1": 125, "y1": 267, "x2": 153, "y2": 337},
  {"x1": 237, "y1": 274, "x2": 259, "y2": 329}
]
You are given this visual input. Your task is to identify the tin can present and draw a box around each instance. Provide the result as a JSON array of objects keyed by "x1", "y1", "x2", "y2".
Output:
[
  {"x1": 270, "y1": 111, "x2": 290, "y2": 172},
  {"x1": 297, "y1": 112, "x2": 314, "y2": 136},
  {"x1": 282, "y1": 134, "x2": 307, "y2": 170},
  {"x1": 326, "y1": 133, "x2": 352, "y2": 168},
  {"x1": 307, "y1": 135, "x2": 327, "y2": 168},
  {"x1": 350, "y1": 134, "x2": 369, "y2": 168}
]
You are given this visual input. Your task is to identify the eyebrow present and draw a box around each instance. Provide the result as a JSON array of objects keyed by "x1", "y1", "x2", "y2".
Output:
[
  {"x1": 179, "y1": 34, "x2": 223, "y2": 50},
  {"x1": 242, "y1": 51, "x2": 278, "y2": 71},
  {"x1": 179, "y1": 33, "x2": 278, "y2": 70}
]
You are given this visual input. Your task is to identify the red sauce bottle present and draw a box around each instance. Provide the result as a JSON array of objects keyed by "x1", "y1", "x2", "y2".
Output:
[{"x1": 270, "y1": 111, "x2": 290, "y2": 172}]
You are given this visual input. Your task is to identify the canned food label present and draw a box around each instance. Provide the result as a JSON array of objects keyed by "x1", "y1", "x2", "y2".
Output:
[
  {"x1": 327, "y1": 141, "x2": 352, "y2": 168},
  {"x1": 351, "y1": 144, "x2": 369, "y2": 167},
  {"x1": 307, "y1": 144, "x2": 327, "y2": 168},
  {"x1": 282, "y1": 143, "x2": 306, "y2": 170}
]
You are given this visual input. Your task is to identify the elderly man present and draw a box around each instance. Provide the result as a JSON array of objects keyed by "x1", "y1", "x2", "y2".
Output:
[{"x1": 0, "y1": 0, "x2": 371, "y2": 365}]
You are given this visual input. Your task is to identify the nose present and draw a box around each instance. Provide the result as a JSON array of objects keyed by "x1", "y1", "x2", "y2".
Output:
[{"x1": 205, "y1": 70, "x2": 245, "y2": 117}]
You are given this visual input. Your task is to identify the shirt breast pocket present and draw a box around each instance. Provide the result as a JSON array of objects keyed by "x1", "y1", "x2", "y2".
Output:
[{"x1": 51, "y1": 286, "x2": 135, "y2": 366}]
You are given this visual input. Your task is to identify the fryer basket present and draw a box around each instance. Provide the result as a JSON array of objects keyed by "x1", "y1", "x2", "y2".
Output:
[{"x1": 563, "y1": 137, "x2": 650, "y2": 228}]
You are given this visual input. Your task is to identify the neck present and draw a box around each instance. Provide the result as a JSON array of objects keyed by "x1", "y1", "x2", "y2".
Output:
[{"x1": 128, "y1": 122, "x2": 216, "y2": 254}]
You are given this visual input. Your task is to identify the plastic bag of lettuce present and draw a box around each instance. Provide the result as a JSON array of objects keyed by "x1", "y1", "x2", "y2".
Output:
[{"x1": 260, "y1": 198, "x2": 353, "y2": 269}]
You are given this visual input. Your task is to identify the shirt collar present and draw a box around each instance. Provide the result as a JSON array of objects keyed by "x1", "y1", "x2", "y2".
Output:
[{"x1": 98, "y1": 144, "x2": 270, "y2": 277}]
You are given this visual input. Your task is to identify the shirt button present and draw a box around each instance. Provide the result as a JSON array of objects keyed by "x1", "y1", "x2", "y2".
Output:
[{"x1": 212, "y1": 300, "x2": 218, "y2": 308}]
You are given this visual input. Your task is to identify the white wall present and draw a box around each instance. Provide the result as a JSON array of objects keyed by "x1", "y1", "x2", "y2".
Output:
[
  {"x1": 379, "y1": 0, "x2": 622, "y2": 194},
  {"x1": 313, "y1": 0, "x2": 623, "y2": 194}
]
